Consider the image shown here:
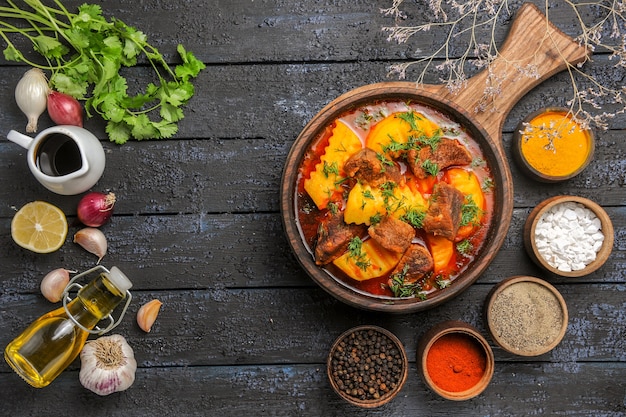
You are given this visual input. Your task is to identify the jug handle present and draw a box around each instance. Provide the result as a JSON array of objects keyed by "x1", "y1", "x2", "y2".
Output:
[{"x1": 7, "y1": 130, "x2": 34, "y2": 149}]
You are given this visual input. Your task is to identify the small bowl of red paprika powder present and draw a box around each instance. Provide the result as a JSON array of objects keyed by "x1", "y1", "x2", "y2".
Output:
[{"x1": 417, "y1": 320, "x2": 494, "y2": 401}]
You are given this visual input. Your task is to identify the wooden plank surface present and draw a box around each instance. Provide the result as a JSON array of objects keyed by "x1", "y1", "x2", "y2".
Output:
[{"x1": 0, "y1": 0, "x2": 625, "y2": 416}]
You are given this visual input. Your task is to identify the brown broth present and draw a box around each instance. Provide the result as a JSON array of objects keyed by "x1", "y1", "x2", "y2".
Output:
[{"x1": 295, "y1": 101, "x2": 495, "y2": 299}]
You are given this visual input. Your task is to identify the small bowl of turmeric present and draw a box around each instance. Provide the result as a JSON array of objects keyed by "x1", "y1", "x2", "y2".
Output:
[
  {"x1": 417, "y1": 320, "x2": 494, "y2": 401},
  {"x1": 513, "y1": 107, "x2": 594, "y2": 182}
]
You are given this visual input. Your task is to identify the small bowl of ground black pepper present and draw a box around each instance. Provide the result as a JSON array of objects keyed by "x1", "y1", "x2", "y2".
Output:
[
  {"x1": 524, "y1": 195, "x2": 614, "y2": 277},
  {"x1": 417, "y1": 320, "x2": 494, "y2": 401},
  {"x1": 327, "y1": 325, "x2": 408, "y2": 408},
  {"x1": 485, "y1": 276, "x2": 568, "y2": 356}
]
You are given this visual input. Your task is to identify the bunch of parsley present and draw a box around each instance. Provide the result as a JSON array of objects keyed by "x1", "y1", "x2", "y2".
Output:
[{"x1": 0, "y1": 0, "x2": 205, "y2": 144}]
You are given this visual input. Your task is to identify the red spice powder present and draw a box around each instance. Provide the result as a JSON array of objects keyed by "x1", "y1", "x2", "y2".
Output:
[{"x1": 426, "y1": 333, "x2": 486, "y2": 392}]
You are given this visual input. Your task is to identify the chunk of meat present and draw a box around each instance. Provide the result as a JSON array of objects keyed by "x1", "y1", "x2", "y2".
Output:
[
  {"x1": 423, "y1": 183, "x2": 464, "y2": 240},
  {"x1": 390, "y1": 244, "x2": 434, "y2": 282},
  {"x1": 368, "y1": 215, "x2": 415, "y2": 253},
  {"x1": 407, "y1": 138, "x2": 472, "y2": 179},
  {"x1": 314, "y1": 212, "x2": 367, "y2": 265},
  {"x1": 344, "y1": 148, "x2": 403, "y2": 186}
]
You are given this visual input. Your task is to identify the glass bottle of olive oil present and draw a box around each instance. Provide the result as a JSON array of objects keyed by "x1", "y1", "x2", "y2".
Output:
[{"x1": 4, "y1": 266, "x2": 132, "y2": 388}]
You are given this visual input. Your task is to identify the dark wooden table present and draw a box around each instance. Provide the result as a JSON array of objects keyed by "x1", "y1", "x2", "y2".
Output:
[{"x1": 1, "y1": 1, "x2": 624, "y2": 415}]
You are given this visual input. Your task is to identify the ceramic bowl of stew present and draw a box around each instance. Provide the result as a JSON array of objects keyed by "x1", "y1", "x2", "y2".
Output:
[
  {"x1": 523, "y1": 195, "x2": 614, "y2": 277},
  {"x1": 416, "y1": 320, "x2": 494, "y2": 401},
  {"x1": 280, "y1": 82, "x2": 514, "y2": 313}
]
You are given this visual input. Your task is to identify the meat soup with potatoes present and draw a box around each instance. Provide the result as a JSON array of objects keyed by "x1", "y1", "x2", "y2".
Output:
[{"x1": 295, "y1": 101, "x2": 495, "y2": 299}]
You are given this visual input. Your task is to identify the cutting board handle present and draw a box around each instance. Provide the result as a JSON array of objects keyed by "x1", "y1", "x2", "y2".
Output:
[{"x1": 421, "y1": 2, "x2": 590, "y2": 143}]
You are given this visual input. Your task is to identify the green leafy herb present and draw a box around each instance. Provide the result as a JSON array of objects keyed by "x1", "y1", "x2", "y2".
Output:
[
  {"x1": 382, "y1": 137, "x2": 406, "y2": 154},
  {"x1": 407, "y1": 130, "x2": 441, "y2": 152},
  {"x1": 421, "y1": 159, "x2": 440, "y2": 176},
  {"x1": 369, "y1": 212, "x2": 382, "y2": 225},
  {"x1": 327, "y1": 202, "x2": 339, "y2": 215},
  {"x1": 401, "y1": 207, "x2": 426, "y2": 228},
  {"x1": 0, "y1": 0, "x2": 205, "y2": 144},
  {"x1": 323, "y1": 161, "x2": 339, "y2": 178},
  {"x1": 460, "y1": 195, "x2": 483, "y2": 227},
  {"x1": 376, "y1": 152, "x2": 394, "y2": 168},
  {"x1": 471, "y1": 157, "x2": 486, "y2": 167},
  {"x1": 347, "y1": 237, "x2": 371, "y2": 271},
  {"x1": 435, "y1": 275, "x2": 450, "y2": 289},
  {"x1": 456, "y1": 239, "x2": 473, "y2": 255},
  {"x1": 482, "y1": 177, "x2": 494, "y2": 192},
  {"x1": 396, "y1": 111, "x2": 422, "y2": 131},
  {"x1": 388, "y1": 268, "x2": 426, "y2": 299}
]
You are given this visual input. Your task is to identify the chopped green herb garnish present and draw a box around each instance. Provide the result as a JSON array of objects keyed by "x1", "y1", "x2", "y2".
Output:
[
  {"x1": 421, "y1": 159, "x2": 440, "y2": 176},
  {"x1": 322, "y1": 161, "x2": 340, "y2": 178},
  {"x1": 456, "y1": 239, "x2": 473, "y2": 255},
  {"x1": 396, "y1": 111, "x2": 422, "y2": 131},
  {"x1": 377, "y1": 152, "x2": 394, "y2": 167},
  {"x1": 482, "y1": 178, "x2": 494, "y2": 192},
  {"x1": 347, "y1": 237, "x2": 371, "y2": 271},
  {"x1": 369, "y1": 213, "x2": 382, "y2": 225},
  {"x1": 460, "y1": 195, "x2": 483, "y2": 227},
  {"x1": 362, "y1": 189, "x2": 375, "y2": 200},
  {"x1": 401, "y1": 207, "x2": 426, "y2": 228},
  {"x1": 382, "y1": 137, "x2": 407, "y2": 154},
  {"x1": 471, "y1": 157, "x2": 486, "y2": 167},
  {"x1": 435, "y1": 276, "x2": 450, "y2": 289}
]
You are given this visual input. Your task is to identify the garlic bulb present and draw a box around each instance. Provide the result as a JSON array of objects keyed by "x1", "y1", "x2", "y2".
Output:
[
  {"x1": 137, "y1": 299, "x2": 162, "y2": 332},
  {"x1": 79, "y1": 334, "x2": 136, "y2": 396},
  {"x1": 15, "y1": 68, "x2": 49, "y2": 133},
  {"x1": 74, "y1": 227, "x2": 107, "y2": 263},
  {"x1": 40, "y1": 268, "x2": 71, "y2": 302}
]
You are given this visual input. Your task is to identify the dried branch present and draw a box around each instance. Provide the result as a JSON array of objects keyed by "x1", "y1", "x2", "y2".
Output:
[{"x1": 381, "y1": 0, "x2": 626, "y2": 130}]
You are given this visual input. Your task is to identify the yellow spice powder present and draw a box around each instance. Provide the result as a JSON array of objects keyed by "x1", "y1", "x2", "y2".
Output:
[{"x1": 520, "y1": 111, "x2": 592, "y2": 177}]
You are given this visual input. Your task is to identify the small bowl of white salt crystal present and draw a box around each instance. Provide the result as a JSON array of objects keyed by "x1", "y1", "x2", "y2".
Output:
[{"x1": 524, "y1": 196, "x2": 614, "y2": 277}]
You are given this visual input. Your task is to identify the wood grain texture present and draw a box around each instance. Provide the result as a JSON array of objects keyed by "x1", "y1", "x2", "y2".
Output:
[{"x1": 0, "y1": 0, "x2": 624, "y2": 415}]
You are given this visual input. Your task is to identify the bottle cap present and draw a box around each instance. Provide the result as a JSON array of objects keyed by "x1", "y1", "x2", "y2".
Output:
[{"x1": 108, "y1": 266, "x2": 133, "y2": 293}]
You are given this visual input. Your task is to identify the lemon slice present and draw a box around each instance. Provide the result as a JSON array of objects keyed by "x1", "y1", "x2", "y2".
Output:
[{"x1": 11, "y1": 201, "x2": 68, "y2": 253}]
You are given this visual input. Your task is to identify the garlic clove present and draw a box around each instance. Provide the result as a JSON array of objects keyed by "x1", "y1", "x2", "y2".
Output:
[
  {"x1": 79, "y1": 334, "x2": 136, "y2": 396},
  {"x1": 15, "y1": 68, "x2": 50, "y2": 133},
  {"x1": 40, "y1": 268, "x2": 71, "y2": 303},
  {"x1": 137, "y1": 299, "x2": 163, "y2": 333},
  {"x1": 74, "y1": 227, "x2": 107, "y2": 263}
]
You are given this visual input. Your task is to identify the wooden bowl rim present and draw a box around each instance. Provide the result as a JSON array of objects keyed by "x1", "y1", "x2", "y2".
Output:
[
  {"x1": 417, "y1": 320, "x2": 494, "y2": 401},
  {"x1": 280, "y1": 81, "x2": 514, "y2": 313},
  {"x1": 326, "y1": 325, "x2": 408, "y2": 408},
  {"x1": 485, "y1": 275, "x2": 569, "y2": 356},
  {"x1": 512, "y1": 107, "x2": 595, "y2": 183},
  {"x1": 523, "y1": 195, "x2": 614, "y2": 277}
]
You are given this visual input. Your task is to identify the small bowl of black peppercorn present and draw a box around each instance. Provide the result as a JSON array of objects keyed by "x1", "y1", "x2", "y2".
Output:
[{"x1": 327, "y1": 325, "x2": 408, "y2": 408}]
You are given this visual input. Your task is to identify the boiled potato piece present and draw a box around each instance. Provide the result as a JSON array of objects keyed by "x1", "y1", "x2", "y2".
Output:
[
  {"x1": 344, "y1": 182, "x2": 427, "y2": 225},
  {"x1": 366, "y1": 111, "x2": 440, "y2": 156},
  {"x1": 304, "y1": 120, "x2": 362, "y2": 209},
  {"x1": 332, "y1": 238, "x2": 402, "y2": 281},
  {"x1": 446, "y1": 168, "x2": 485, "y2": 239}
]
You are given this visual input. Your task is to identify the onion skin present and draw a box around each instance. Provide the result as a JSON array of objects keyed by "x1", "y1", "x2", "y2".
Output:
[
  {"x1": 77, "y1": 192, "x2": 116, "y2": 227},
  {"x1": 47, "y1": 90, "x2": 83, "y2": 127}
]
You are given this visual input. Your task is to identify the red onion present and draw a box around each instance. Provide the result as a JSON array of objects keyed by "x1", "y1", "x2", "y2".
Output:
[
  {"x1": 77, "y1": 192, "x2": 116, "y2": 227},
  {"x1": 47, "y1": 90, "x2": 83, "y2": 127}
]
